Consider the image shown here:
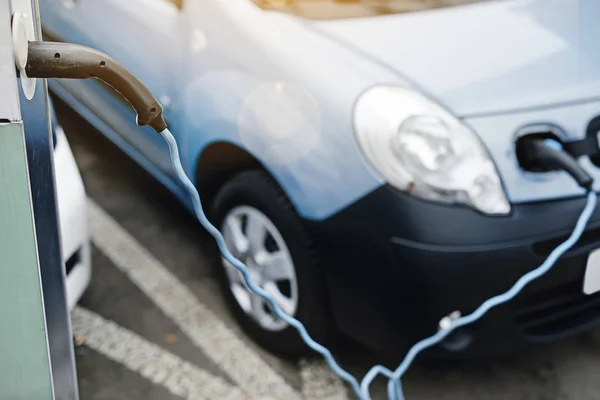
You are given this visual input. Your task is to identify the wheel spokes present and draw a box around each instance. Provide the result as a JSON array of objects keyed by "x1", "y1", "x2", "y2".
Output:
[
  {"x1": 250, "y1": 293, "x2": 270, "y2": 325},
  {"x1": 224, "y1": 216, "x2": 249, "y2": 256},
  {"x1": 256, "y1": 250, "x2": 291, "y2": 282},
  {"x1": 231, "y1": 283, "x2": 252, "y2": 314},
  {"x1": 246, "y1": 212, "x2": 267, "y2": 252},
  {"x1": 264, "y1": 282, "x2": 295, "y2": 316}
]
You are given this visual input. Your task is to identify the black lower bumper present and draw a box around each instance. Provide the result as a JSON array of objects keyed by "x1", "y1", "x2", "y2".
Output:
[{"x1": 306, "y1": 185, "x2": 600, "y2": 360}]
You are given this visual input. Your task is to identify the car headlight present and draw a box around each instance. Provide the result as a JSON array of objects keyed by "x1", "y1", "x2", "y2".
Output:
[{"x1": 353, "y1": 86, "x2": 510, "y2": 215}]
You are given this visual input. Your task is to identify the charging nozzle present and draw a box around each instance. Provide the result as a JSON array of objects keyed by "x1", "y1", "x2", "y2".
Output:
[
  {"x1": 518, "y1": 137, "x2": 593, "y2": 191},
  {"x1": 24, "y1": 41, "x2": 167, "y2": 133}
]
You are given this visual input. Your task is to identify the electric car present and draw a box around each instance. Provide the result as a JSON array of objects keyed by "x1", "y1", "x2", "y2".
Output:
[
  {"x1": 38, "y1": 0, "x2": 600, "y2": 359},
  {"x1": 51, "y1": 101, "x2": 92, "y2": 310}
]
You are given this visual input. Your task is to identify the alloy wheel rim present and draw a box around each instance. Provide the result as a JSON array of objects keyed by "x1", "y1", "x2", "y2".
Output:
[{"x1": 221, "y1": 205, "x2": 298, "y2": 332}]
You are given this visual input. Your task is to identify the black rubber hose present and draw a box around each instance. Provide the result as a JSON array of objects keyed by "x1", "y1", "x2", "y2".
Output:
[
  {"x1": 523, "y1": 139, "x2": 593, "y2": 190},
  {"x1": 25, "y1": 41, "x2": 167, "y2": 133}
]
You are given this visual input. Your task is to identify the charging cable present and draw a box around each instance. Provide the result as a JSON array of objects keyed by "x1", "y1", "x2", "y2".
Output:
[
  {"x1": 162, "y1": 121, "x2": 599, "y2": 400},
  {"x1": 24, "y1": 41, "x2": 598, "y2": 400}
]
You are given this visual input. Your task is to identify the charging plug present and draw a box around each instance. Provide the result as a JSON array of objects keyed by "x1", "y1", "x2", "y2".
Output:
[
  {"x1": 519, "y1": 137, "x2": 593, "y2": 190},
  {"x1": 24, "y1": 41, "x2": 167, "y2": 133}
]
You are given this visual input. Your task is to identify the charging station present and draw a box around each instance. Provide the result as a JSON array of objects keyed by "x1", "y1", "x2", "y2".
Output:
[{"x1": 0, "y1": 0, "x2": 79, "y2": 399}]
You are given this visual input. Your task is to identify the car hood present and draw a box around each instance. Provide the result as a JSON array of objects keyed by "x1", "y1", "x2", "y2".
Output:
[{"x1": 310, "y1": 0, "x2": 600, "y2": 117}]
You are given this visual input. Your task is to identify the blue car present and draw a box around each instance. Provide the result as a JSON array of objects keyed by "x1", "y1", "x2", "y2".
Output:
[{"x1": 39, "y1": 0, "x2": 600, "y2": 359}]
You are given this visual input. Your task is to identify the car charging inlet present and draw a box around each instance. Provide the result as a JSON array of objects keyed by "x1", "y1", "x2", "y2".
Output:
[{"x1": 516, "y1": 134, "x2": 594, "y2": 190}]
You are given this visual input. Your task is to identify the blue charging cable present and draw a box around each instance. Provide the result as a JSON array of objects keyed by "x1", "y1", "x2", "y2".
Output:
[{"x1": 160, "y1": 128, "x2": 597, "y2": 400}]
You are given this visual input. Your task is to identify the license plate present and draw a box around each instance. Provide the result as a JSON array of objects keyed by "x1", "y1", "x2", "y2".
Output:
[{"x1": 583, "y1": 248, "x2": 600, "y2": 295}]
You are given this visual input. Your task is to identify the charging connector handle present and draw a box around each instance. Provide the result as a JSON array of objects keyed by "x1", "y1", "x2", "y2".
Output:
[
  {"x1": 25, "y1": 41, "x2": 167, "y2": 133},
  {"x1": 524, "y1": 138, "x2": 593, "y2": 190}
]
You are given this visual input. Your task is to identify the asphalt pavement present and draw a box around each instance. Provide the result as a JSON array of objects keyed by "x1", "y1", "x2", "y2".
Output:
[{"x1": 54, "y1": 97, "x2": 600, "y2": 400}]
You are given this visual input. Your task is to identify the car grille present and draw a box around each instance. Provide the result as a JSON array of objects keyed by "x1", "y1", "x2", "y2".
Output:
[{"x1": 512, "y1": 281, "x2": 600, "y2": 338}]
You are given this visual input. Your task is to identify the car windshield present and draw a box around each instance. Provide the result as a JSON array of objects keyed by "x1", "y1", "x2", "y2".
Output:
[{"x1": 252, "y1": 0, "x2": 489, "y2": 20}]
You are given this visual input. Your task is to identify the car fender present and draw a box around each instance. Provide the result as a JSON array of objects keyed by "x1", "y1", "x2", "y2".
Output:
[{"x1": 178, "y1": 63, "x2": 391, "y2": 221}]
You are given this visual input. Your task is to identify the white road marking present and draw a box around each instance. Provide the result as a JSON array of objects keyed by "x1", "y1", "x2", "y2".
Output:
[
  {"x1": 87, "y1": 199, "x2": 300, "y2": 400},
  {"x1": 71, "y1": 306, "x2": 245, "y2": 400},
  {"x1": 300, "y1": 359, "x2": 349, "y2": 400}
]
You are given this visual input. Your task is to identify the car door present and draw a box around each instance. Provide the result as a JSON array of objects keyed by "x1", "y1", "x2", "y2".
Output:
[{"x1": 39, "y1": 0, "x2": 183, "y2": 176}]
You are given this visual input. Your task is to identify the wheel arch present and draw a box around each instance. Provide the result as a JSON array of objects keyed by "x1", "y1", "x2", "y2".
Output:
[{"x1": 195, "y1": 141, "x2": 280, "y2": 211}]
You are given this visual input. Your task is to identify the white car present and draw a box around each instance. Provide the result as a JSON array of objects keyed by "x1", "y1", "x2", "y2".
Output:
[{"x1": 51, "y1": 104, "x2": 91, "y2": 310}]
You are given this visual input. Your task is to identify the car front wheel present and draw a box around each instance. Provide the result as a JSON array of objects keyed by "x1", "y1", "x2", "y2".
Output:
[{"x1": 211, "y1": 170, "x2": 336, "y2": 357}]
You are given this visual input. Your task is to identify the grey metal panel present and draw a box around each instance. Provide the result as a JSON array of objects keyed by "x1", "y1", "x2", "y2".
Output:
[{"x1": 0, "y1": 122, "x2": 53, "y2": 400}]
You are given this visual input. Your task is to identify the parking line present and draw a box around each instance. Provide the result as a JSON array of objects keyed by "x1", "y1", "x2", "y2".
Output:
[
  {"x1": 71, "y1": 306, "x2": 245, "y2": 400},
  {"x1": 300, "y1": 359, "x2": 349, "y2": 400},
  {"x1": 87, "y1": 199, "x2": 300, "y2": 400}
]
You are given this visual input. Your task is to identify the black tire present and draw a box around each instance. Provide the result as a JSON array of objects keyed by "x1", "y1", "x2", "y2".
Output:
[{"x1": 210, "y1": 169, "x2": 338, "y2": 358}]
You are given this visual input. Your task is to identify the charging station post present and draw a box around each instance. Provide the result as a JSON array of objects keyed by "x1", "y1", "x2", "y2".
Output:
[{"x1": 0, "y1": 0, "x2": 79, "y2": 399}]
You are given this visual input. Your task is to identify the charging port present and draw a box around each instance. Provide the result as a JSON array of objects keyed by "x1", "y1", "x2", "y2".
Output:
[
  {"x1": 516, "y1": 133, "x2": 593, "y2": 190},
  {"x1": 516, "y1": 133, "x2": 561, "y2": 173}
]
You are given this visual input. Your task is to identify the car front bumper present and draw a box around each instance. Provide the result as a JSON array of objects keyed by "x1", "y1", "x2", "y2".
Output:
[{"x1": 308, "y1": 185, "x2": 600, "y2": 360}]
